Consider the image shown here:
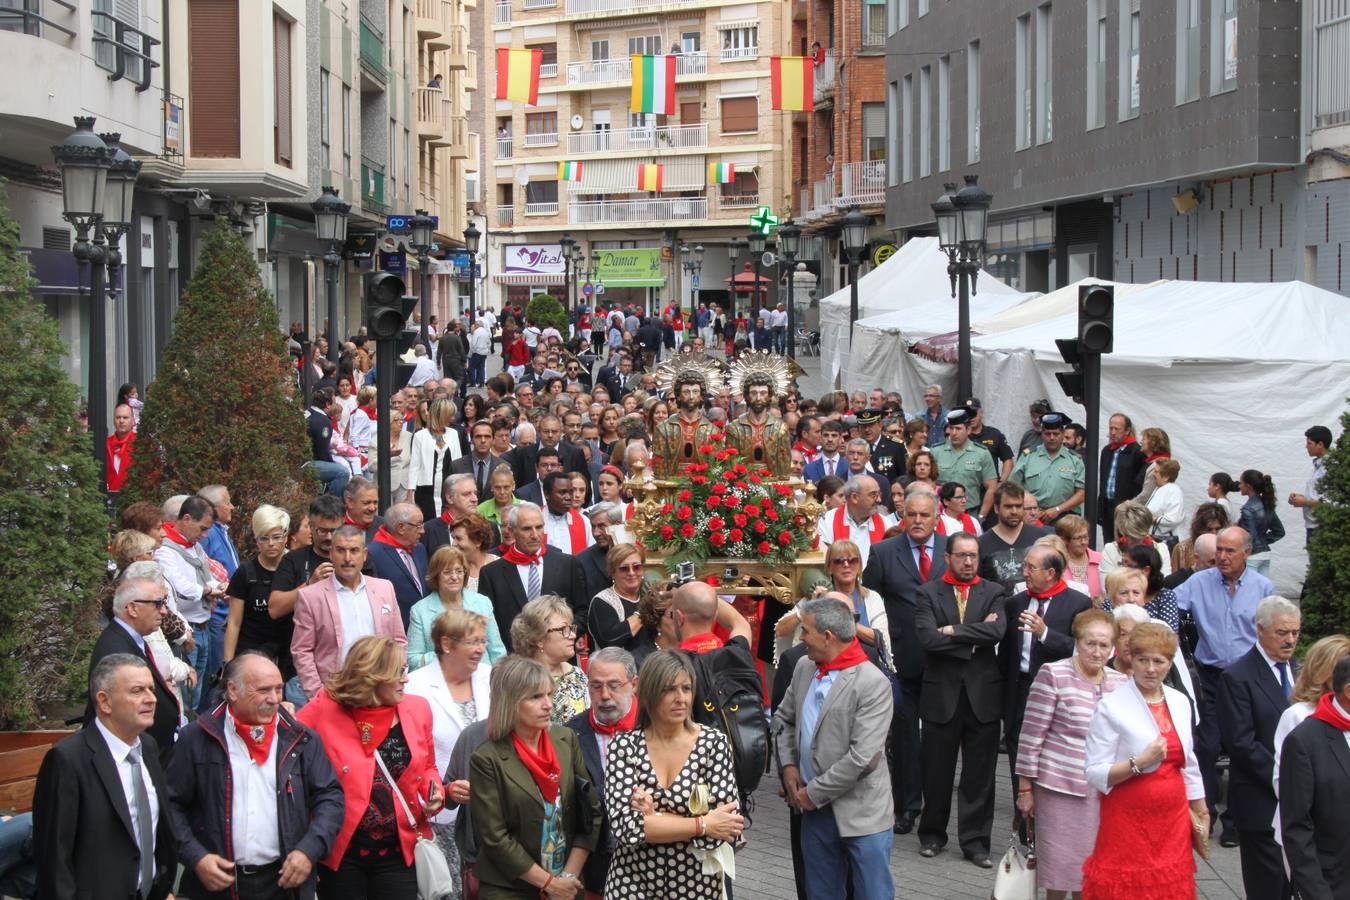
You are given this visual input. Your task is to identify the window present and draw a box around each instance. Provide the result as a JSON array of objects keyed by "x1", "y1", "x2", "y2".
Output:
[
  {"x1": 1035, "y1": 4, "x2": 1052, "y2": 143},
  {"x1": 94, "y1": 0, "x2": 145, "y2": 83},
  {"x1": 466, "y1": 172, "x2": 480, "y2": 203},
  {"x1": 1176, "y1": 0, "x2": 1200, "y2": 103},
  {"x1": 405, "y1": 127, "x2": 412, "y2": 204},
  {"x1": 918, "y1": 65, "x2": 931, "y2": 176},
  {"x1": 320, "y1": 69, "x2": 331, "y2": 172},
  {"x1": 887, "y1": 80, "x2": 899, "y2": 185},
  {"x1": 591, "y1": 40, "x2": 609, "y2": 61},
  {"x1": 188, "y1": 0, "x2": 240, "y2": 158},
  {"x1": 917, "y1": 0, "x2": 928, "y2": 14},
  {"x1": 937, "y1": 55, "x2": 950, "y2": 171},
  {"x1": 274, "y1": 14, "x2": 292, "y2": 165},
  {"x1": 342, "y1": 85, "x2": 351, "y2": 179},
  {"x1": 525, "y1": 112, "x2": 558, "y2": 145},
  {"x1": 720, "y1": 170, "x2": 759, "y2": 204},
  {"x1": 863, "y1": 102, "x2": 886, "y2": 160},
  {"x1": 1210, "y1": 0, "x2": 1236, "y2": 93},
  {"x1": 888, "y1": 0, "x2": 908, "y2": 34},
  {"x1": 863, "y1": 0, "x2": 886, "y2": 46},
  {"x1": 527, "y1": 42, "x2": 558, "y2": 77},
  {"x1": 681, "y1": 31, "x2": 701, "y2": 53},
  {"x1": 720, "y1": 96, "x2": 758, "y2": 133},
  {"x1": 1015, "y1": 14, "x2": 1030, "y2": 149},
  {"x1": 901, "y1": 73, "x2": 912, "y2": 182},
  {"x1": 628, "y1": 35, "x2": 661, "y2": 56},
  {"x1": 719, "y1": 25, "x2": 758, "y2": 60},
  {"x1": 1086, "y1": 0, "x2": 1107, "y2": 129},
  {"x1": 967, "y1": 40, "x2": 980, "y2": 162},
  {"x1": 525, "y1": 180, "x2": 558, "y2": 205},
  {"x1": 629, "y1": 111, "x2": 656, "y2": 129},
  {"x1": 389, "y1": 118, "x2": 397, "y2": 192},
  {"x1": 1119, "y1": 0, "x2": 1140, "y2": 119}
]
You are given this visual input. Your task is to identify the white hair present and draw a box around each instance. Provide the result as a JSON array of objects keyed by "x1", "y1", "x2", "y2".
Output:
[
  {"x1": 1255, "y1": 595, "x2": 1300, "y2": 630},
  {"x1": 1111, "y1": 604, "x2": 1150, "y2": 624}
]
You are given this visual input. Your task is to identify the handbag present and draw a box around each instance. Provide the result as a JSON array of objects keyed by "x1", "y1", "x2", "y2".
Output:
[
  {"x1": 375, "y1": 750, "x2": 456, "y2": 900},
  {"x1": 990, "y1": 831, "x2": 1036, "y2": 900},
  {"x1": 1189, "y1": 807, "x2": 1211, "y2": 860}
]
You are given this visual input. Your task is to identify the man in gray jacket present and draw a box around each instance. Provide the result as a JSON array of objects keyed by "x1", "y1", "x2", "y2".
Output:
[{"x1": 774, "y1": 596, "x2": 895, "y2": 900}]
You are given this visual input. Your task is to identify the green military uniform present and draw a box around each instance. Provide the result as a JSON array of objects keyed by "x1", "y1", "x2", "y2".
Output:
[
  {"x1": 1010, "y1": 445, "x2": 1086, "y2": 513},
  {"x1": 931, "y1": 440, "x2": 998, "y2": 506}
]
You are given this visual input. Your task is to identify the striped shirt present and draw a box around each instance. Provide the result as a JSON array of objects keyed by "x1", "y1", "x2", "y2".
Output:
[{"x1": 1015, "y1": 658, "x2": 1128, "y2": 797}]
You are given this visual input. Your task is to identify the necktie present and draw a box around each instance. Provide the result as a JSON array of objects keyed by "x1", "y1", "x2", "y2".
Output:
[
  {"x1": 918, "y1": 544, "x2": 931, "y2": 581},
  {"x1": 1278, "y1": 662, "x2": 1292, "y2": 699},
  {"x1": 397, "y1": 549, "x2": 423, "y2": 594},
  {"x1": 1106, "y1": 450, "x2": 1120, "y2": 497},
  {"x1": 953, "y1": 583, "x2": 968, "y2": 623},
  {"x1": 126, "y1": 744, "x2": 155, "y2": 896},
  {"x1": 475, "y1": 459, "x2": 486, "y2": 495},
  {"x1": 527, "y1": 561, "x2": 541, "y2": 600}
]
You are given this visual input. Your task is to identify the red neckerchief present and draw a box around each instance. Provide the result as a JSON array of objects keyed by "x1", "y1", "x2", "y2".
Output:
[
  {"x1": 1144, "y1": 452, "x2": 1171, "y2": 463},
  {"x1": 346, "y1": 704, "x2": 397, "y2": 756},
  {"x1": 941, "y1": 569, "x2": 981, "y2": 601},
  {"x1": 957, "y1": 512, "x2": 978, "y2": 534},
  {"x1": 679, "y1": 632, "x2": 724, "y2": 654},
  {"x1": 231, "y1": 711, "x2": 278, "y2": 765},
  {"x1": 588, "y1": 701, "x2": 638, "y2": 737},
  {"x1": 107, "y1": 432, "x2": 135, "y2": 490},
  {"x1": 1027, "y1": 579, "x2": 1069, "y2": 601},
  {"x1": 1117, "y1": 535, "x2": 1154, "y2": 549},
  {"x1": 372, "y1": 524, "x2": 413, "y2": 552},
  {"x1": 624, "y1": 501, "x2": 634, "y2": 521},
  {"x1": 358, "y1": 404, "x2": 377, "y2": 421},
  {"x1": 511, "y1": 729, "x2": 561, "y2": 804},
  {"x1": 832, "y1": 506, "x2": 886, "y2": 545},
  {"x1": 440, "y1": 509, "x2": 456, "y2": 525},
  {"x1": 1106, "y1": 434, "x2": 1138, "y2": 452},
  {"x1": 501, "y1": 543, "x2": 546, "y2": 566},
  {"x1": 1311, "y1": 693, "x2": 1350, "y2": 731},
  {"x1": 554, "y1": 508, "x2": 588, "y2": 553},
  {"x1": 162, "y1": 521, "x2": 193, "y2": 548},
  {"x1": 815, "y1": 638, "x2": 868, "y2": 679},
  {"x1": 935, "y1": 517, "x2": 946, "y2": 536},
  {"x1": 343, "y1": 514, "x2": 370, "y2": 530}
]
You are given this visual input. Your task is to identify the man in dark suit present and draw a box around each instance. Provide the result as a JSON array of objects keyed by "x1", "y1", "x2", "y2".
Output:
[
  {"x1": 802, "y1": 419, "x2": 848, "y2": 484},
  {"x1": 365, "y1": 502, "x2": 430, "y2": 627},
  {"x1": 477, "y1": 502, "x2": 588, "y2": 647},
  {"x1": 1280, "y1": 652, "x2": 1350, "y2": 900},
  {"x1": 36, "y1": 654, "x2": 177, "y2": 900},
  {"x1": 85, "y1": 577, "x2": 182, "y2": 766},
  {"x1": 450, "y1": 420, "x2": 504, "y2": 499},
  {"x1": 862, "y1": 490, "x2": 947, "y2": 833},
  {"x1": 1097, "y1": 413, "x2": 1147, "y2": 543},
  {"x1": 914, "y1": 532, "x2": 1008, "y2": 868},
  {"x1": 858, "y1": 409, "x2": 907, "y2": 485},
  {"x1": 513, "y1": 446, "x2": 560, "y2": 507},
  {"x1": 1000, "y1": 546, "x2": 1092, "y2": 796},
  {"x1": 565, "y1": 647, "x2": 637, "y2": 894},
  {"x1": 511, "y1": 416, "x2": 587, "y2": 489},
  {"x1": 576, "y1": 504, "x2": 619, "y2": 604},
  {"x1": 1218, "y1": 596, "x2": 1302, "y2": 900},
  {"x1": 422, "y1": 473, "x2": 486, "y2": 556}
]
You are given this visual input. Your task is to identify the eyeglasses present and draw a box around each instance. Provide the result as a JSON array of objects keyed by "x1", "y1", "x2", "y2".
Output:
[
  {"x1": 547, "y1": 624, "x2": 577, "y2": 636},
  {"x1": 131, "y1": 598, "x2": 170, "y2": 610},
  {"x1": 258, "y1": 533, "x2": 288, "y2": 544},
  {"x1": 948, "y1": 552, "x2": 979, "y2": 561},
  {"x1": 455, "y1": 637, "x2": 489, "y2": 648},
  {"x1": 831, "y1": 557, "x2": 861, "y2": 566},
  {"x1": 588, "y1": 680, "x2": 630, "y2": 693},
  {"x1": 615, "y1": 563, "x2": 644, "y2": 573}
]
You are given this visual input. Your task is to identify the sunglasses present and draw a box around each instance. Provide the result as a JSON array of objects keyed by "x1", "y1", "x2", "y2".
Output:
[{"x1": 831, "y1": 557, "x2": 861, "y2": 566}]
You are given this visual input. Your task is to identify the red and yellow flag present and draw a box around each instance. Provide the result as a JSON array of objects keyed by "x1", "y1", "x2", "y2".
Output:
[
  {"x1": 495, "y1": 48, "x2": 542, "y2": 105},
  {"x1": 636, "y1": 163, "x2": 663, "y2": 192},
  {"x1": 770, "y1": 56, "x2": 813, "y2": 112}
]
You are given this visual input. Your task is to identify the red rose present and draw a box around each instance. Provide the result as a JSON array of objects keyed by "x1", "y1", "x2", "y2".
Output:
[
  {"x1": 730, "y1": 528, "x2": 744, "y2": 542},
  {"x1": 753, "y1": 519, "x2": 767, "y2": 534},
  {"x1": 711, "y1": 482, "x2": 727, "y2": 495},
  {"x1": 757, "y1": 541, "x2": 772, "y2": 555},
  {"x1": 748, "y1": 475, "x2": 762, "y2": 485},
  {"x1": 792, "y1": 514, "x2": 805, "y2": 526},
  {"x1": 709, "y1": 531, "x2": 727, "y2": 548},
  {"x1": 708, "y1": 516, "x2": 726, "y2": 531},
  {"x1": 734, "y1": 481, "x2": 748, "y2": 491},
  {"x1": 723, "y1": 470, "x2": 738, "y2": 482},
  {"x1": 759, "y1": 467, "x2": 773, "y2": 478},
  {"x1": 710, "y1": 432, "x2": 725, "y2": 443},
  {"x1": 777, "y1": 530, "x2": 793, "y2": 546},
  {"x1": 660, "y1": 525, "x2": 675, "y2": 540},
  {"x1": 733, "y1": 513, "x2": 748, "y2": 528},
  {"x1": 765, "y1": 508, "x2": 780, "y2": 521},
  {"x1": 691, "y1": 475, "x2": 708, "y2": 485},
  {"x1": 705, "y1": 574, "x2": 722, "y2": 586},
  {"x1": 680, "y1": 523, "x2": 696, "y2": 538},
  {"x1": 677, "y1": 489, "x2": 693, "y2": 502},
  {"x1": 661, "y1": 502, "x2": 673, "y2": 515},
  {"x1": 744, "y1": 505, "x2": 761, "y2": 517},
  {"x1": 723, "y1": 495, "x2": 741, "y2": 509},
  {"x1": 677, "y1": 506, "x2": 693, "y2": 521},
  {"x1": 775, "y1": 483, "x2": 793, "y2": 496},
  {"x1": 706, "y1": 495, "x2": 721, "y2": 508},
  {"x1": 697, "y1": 444, "x2": 714, "y2": 455},
  {"x1": 724, "y1": 446, "x2": 740, "y2": 457},
  {"x1": 733, "y1": 463, "x2": 748, "y2": 475}
]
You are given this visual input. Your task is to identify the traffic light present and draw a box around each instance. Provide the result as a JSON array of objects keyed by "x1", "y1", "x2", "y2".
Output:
[
  {"x1": 365, "y1": 271, "x2": 415, "y2": 340},
  {"x1": 1078, "y1": 283, "x2": 1114, "y2": 353},
  {"x1": 1055, "y1": 338, "x2": 1083, "y2": 403}
]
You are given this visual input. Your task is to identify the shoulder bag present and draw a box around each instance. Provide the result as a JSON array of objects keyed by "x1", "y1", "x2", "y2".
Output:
[{"x1": 375, "y1": 749, "x2": 455, "y2": 900}]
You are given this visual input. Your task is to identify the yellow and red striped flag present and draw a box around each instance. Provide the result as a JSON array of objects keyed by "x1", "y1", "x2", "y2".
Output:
[
  {"x1": 496, "y1": 48, "x2": 542, "y2": 105},
  {"x1": 636, "y1": 163, "x2": 663, "y2": 192},
  {"x1": 558, "y1": 161, "x2": 583, "y2": 182},
  {"x1": 631, "y1": 55, "x2": 677, "y2": 115},
  {"x1": 770, "y1": 56, "x2": 813, "y2": 111},
  {"x1": 708, "y1": 162, "x2": 735, "y2": 184}
]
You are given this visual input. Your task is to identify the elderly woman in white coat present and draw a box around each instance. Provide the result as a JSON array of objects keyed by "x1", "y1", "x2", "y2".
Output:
[
  {"x1": 1080, "y1": 621, "x2": 1208, "y2": 899},
  {"x1": 405, "y1": 606, "x2": 492, "y2": 898}
]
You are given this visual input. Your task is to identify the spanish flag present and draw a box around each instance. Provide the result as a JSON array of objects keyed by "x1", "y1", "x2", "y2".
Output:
[
  {"x1": 770, "y1": 56, "x2": 813, "y2": 112},
  {"x1": 495, "y1": 48, "x2": 542, "y2": 105},
  {"x1": 558, "y1": 161, "x2": 583, "y2": 182},
  {"x1": 631, "y1": 55, "x2": 677, "y2": 115},
  {"x1": 708, "y1": 162, "x2": 735, "y2": 184},
  {"x1": 636, "y1": 163, "x2": 663, "y2": 192}
]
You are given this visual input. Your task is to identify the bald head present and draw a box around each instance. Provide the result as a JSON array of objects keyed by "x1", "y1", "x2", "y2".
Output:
[
  {"x1": 672, "y1": 581, "x2": 719, "y2": 634},
  {"x1": 1193, "y1": 532, "x2": 1218, "y2": 570}
]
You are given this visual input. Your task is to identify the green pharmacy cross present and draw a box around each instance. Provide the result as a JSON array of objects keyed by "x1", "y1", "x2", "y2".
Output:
[{"x1": 750, "y1": 206, "x2": 780, "y2": 236}]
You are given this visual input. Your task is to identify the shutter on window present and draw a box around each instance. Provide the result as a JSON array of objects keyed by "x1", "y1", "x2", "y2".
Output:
[
  {"x1": 863, "y1": 103, "x2": 886, "y2": 141},
  {"x1": 720, "y1": 97, "x2": 757, "y2": 133},
  {"x1": 275, "y1": 14, "x2": 292, "y2": 165},
  {"x1": 189, "y1": 0, "x2": 241, "y2": 158}
]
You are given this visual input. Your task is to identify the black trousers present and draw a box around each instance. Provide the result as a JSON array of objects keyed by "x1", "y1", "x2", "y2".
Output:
[
  {"x1": 919, "y1": 690, "x2": 1001, "y2": 857},
  {"x1": 890, "y1": 675, "x2": 923, "y2": 816},
  {"x1": 181, "y1": 860, "x2": 292, "y2": 900},
  {"x1": 1196, "y1": 662, "x2": 1234, "y2": 834},
  {"x1": 1004, "y1": 672, "x2": 1034, "y2": 805},
  {"x1": 317, "y1": 849, "x2": 416, "y2": 900},
  {"x1": 1238, "y1": 829, "x2": 1289, "y2": 900},
  {"x1": 1099, "y1": 497, "x2": 1121, "y2": 543}
]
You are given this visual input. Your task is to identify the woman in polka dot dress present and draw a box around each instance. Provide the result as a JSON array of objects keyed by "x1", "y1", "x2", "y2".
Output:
[{"x1": 603, "y1": 651, "x2": 744, "y2": 899}]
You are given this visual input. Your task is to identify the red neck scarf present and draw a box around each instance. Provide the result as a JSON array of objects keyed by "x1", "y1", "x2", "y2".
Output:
[
  {"x1": 231, "y1": 711, "x2": 278, "y2": 765},
  {"x1": 372, "y1": 524, "x2": 413, "y2": 552},
  {"x1": 107, "y1": 432, "x2": 136, "y2": 491},
  {"x1": 346, "y1": 704, "x2": 397, "y2": 756},
  {"x1": 1117, "y1": 535, "x2": 1154, "y2": 549},
  {"x1": 941, "y1": 569, "x2": 982, "y2": 599},
  {"x1": 1028, "y1": 579, "x2": 1070, "y2": 601},
  {"x1": 956, "y1": 512, "x2": 978, "y2": 534},
  {"x1": 832, "y1": 506, "x2": 887, "y2": 545},
  {"x1": 1144, "y1": 452, "x2": 1171, "y2": 464},
  {"x1": 1106, "y1": 434, "x2": 1138, "y2": 452},
  {"x1": 815, "y1": 638, "x2": 868, "y2": 679},
  {"x1": 1311, "y1": 693, "x2": 1350, "y2": 731},
  {"x1": 344, "y1": 514, "x2": 370, "y2": 530},
  {"x1": 935, "y1": 517, "x2": 946, "y2": 535},
  {"x1": 501, "y1": 543, "x2": 546, "y2": 566},
  {"x1": 358, "y1": 404, "x2": 377, "y2": 421},
  {"x1": 589, "y1": 701, "x2": 638, "y2": 737},
  {"x1": 162, "y1": 521, "x2": 194, "y2": 548},
  {"x1": 512, "y1": 729, "x2": 562, "y2": 804},
  {"x1": 440, "y1": 509, "x2": 456, "y2": 525},
  {"x1": 679, "y1": 632, "x2": 724, "y2": 654},
  {"x1": 551, "y1": 508, "x2": 589, "y2": 553}
]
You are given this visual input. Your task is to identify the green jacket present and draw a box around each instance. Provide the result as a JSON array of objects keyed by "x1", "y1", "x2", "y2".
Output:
[{"x1": 469, "y1": 725, "x2": 602, "y2": 898}]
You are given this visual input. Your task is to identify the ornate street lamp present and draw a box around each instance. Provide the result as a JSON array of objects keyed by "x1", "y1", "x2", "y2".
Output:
[
  {"x1": 463, "y1": 220, "x2": 481, "y2": 326},
  {"x1": 933, "y1": 174, "x2": 993, "y2": 404},
  {"x1": 839, "y1": 206, "x2": 869, "y2": 348},
  {"x1": 312, "y1": 186, "x2": 351, "y2": 365},
  {"x1": 409, "y1": 208, "x2": 436, "y2": 348},
  {"x1": 777, "y1": 220, "x2": 800, "y2": 359}
]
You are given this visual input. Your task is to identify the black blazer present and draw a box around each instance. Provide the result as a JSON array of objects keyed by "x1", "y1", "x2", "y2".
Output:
[
  {"x1": 33, "y1": 726, "x2": 177, "y2": 900},
  {"x1": 84, "y1": 622, "x2": 179, "y2": 767},
  {"x1": 422, "y1": 516, "x2": 501, "y2": 559},
  {"x1": 575, "y1": 544, "x2": 613, "y2": 607},
  {"x1": 1279, "y1": 716, "x2": 1350, "y2": 900},
  {"x1": 450, "y1": 451, "x2": 506, "y2": 497},
  {"x1": 478, "y1": 548, "x2": 587, "y2": 649},
  {"x1": 365, "y1": 542, "x2": 428, "y2": 627},
  {"x1": 862, "y1": 533, "x2": 948, "y2": 680},
  {"x1": 915, "y1": 579, "x2": 1009, "y2": 724},
  {"x1": 514, "y1": 481, "x2": 545, "y2": 507},
  {"x1": 564, "y1": 712, "x2": 614, "y2": 893},
  {"x1": 1001, "y1": 588, "x2": 1092, "y2": 713},
  {"x1": 869, "y1": 435, "x2": 908, "y2": 484},
  {"x1": 1097, "y1": 441, "x2": 1147, "y2": 502},
  {"x1": 512, "y1": 442, "x2": 588, "y2": 488},
  {"x1": 1217, "y1": 646, "x2": 1296, "y2": 832}
]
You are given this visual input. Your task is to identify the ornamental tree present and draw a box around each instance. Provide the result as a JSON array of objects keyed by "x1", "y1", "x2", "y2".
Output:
[
  {"x1": 120, "y1": 221, "x2": 314, "y2": 549},
  {"x1": 525, "y1": 293, "x2": 567, "y2": 335},
  {"x1": 1301, "y1": 401, "x2": 1350, "y2": 639},
  {"x1": 0, "y1": 183, "x2": 107, "y2": 726}
]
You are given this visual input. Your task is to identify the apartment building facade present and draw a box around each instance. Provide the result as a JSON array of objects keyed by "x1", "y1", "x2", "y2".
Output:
[
  {"x1": 481, "y1": 0, "x2": 794, "y2": 314},
  {"x1": 882, "y1": 0, "x2": 1350, "y2": 297}
]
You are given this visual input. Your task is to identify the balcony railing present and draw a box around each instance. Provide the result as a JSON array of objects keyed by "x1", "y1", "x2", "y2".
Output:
[
  {"x1": 465, "y1": 50, "x2": 478, "y2": 88},
  {"x1": 359, "y1": 14, "x2": 387, "y2": 80},
  {"x1": 0, "y1": 0, "x2": 78, "y2": 42},
  {"x1": 564, "y1": 52, "x2": 705, "y2": 86},
  {"x1": 361, "y1": 156, "x2": 387, "y2": 215},
  {"x1": 565, "y1": 0, "x2": 697, "y2": 15},
  {"x1": 861, "y1": 29, "x2": 885, "y2": 47},
  {"x1": 567, "y1": 122, "x2": 706, "y2": 154},
  {"x1": 539, "y1": 62, "x2": 558, "y2": 78},
  {"x1": 524, "y1": 0, "x2": 557, "y2": 8},
  {"x1": 835, "y1": 160, "x2": 886, "y2": 207},
  {"x1": 523, "y1": 131, "x2": 559, "y2": 147},
  {"x1": 415, "y1": 86, "x2": 450, "y2": 138},
  {"x1": 719, "y1": 46, "x2": 759, "y2": 62},
  {"x1": 497, "y1": 137, "x2": 513, "y2": 158},
  {"x1": 446, "y1": 117, "x2": 469, "y2": 157},
  {"x1": 799, "y1": 172, "x2": 835, "y2": 222},
  {"x1": 718, "y1": 193, "x2": 760, "y2": 208},
  {"x1": 812, "y1": 50, "x2": 834, "y2": 101},
  {"x1": 569, "y1": 196, "x2": 707, "y2": 224},
  {"x1": 495, "y1": 1, "x2": 511, "y2": 23},
  {"x1": 525, "y1": 201, "x2": 560, "y2": 215},
  {"x1": 497, "y1": 204, "x2": 514, "y2": 226}
]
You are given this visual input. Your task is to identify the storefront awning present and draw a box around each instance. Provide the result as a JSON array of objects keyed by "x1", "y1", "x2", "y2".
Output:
[{"x1": 494, "y1": 274, "x2": 566, "y2": 285}]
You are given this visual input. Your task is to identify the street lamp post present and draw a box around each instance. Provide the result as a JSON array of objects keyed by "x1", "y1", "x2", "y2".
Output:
[
  {"x1": 931, "y1": 175, "x2": 992, "y2": 405},
  {"x1": 840, "y1": 206, "x2": 869, "y2": 347},
  {"x1": 463, "y1": 220, "x2": 481, "y2": 327},
  {"x1": 747, "y1": 231, "x2": 766, "y2": 321},
  {"x1": 777, "y1": 220, "x2": 800, "y2": 359},
  {"x1": 558, "y1": 234, "x2": 576, "y2": 323},
  {"x1": 311, "y1": 186, "x2": 351, "y2": 365},
  {"x1": 409, "y1": 208, "x2": 435, "y2": 349},
  {"x1": 680, "y1": 243, "x2": 703, "y2": 328},
  {"x1": 570, "y1": 245, "x2": 585, "y2": 334}
]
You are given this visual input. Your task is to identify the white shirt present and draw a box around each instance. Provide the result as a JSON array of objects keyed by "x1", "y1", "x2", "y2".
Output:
[
  {"x1": 468, "y1": 325, "x2": 491, "y2": 355},
  {"x1": 335, "y1": 575, "x2": 376, "y2": 663},
  {"x1": 1146, "y1": 482, "x2": 1185, "y2": 534},
  {"x1": 223, "y1": 710, "x2": 281, "y2": 865},
  {"x1": 155, "y1": 540, "x2": 222, "y2": 624},
  {"x1": 1255, "y1": 643, "x2": 1294, "y2": 694},
  {"x1": 94, "y1": 718, "x2": 159, "y2": 861},
  {"x1": 1019, "y1": 595, "x2": 1054, "y2": 673},
  {"x1": 408, "y1": 357, "x2": 440, "y2": 388},
  {"x1": 544, "y1": 508, "x2": 593, "y2": 555},
  {"x1": 1305, "y1": 456, "x2": 1326, "y2": 529},
  {"x1": 814, "y1": 508, "x2": 896, "y2": 568},
  {"x1": 523, "y1": 325, "x2": 541, "y2": 348},
  {"x1": 769, "y1": 308, "x2": 788, "y2": 328}
]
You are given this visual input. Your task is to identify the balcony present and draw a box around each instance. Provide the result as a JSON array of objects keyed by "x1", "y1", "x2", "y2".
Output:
[
  {"x1": 416, "y1": 0, "x2": 448, "y2": 47},
  {"x1": 719, "y1": 46, "x2": 759, "y2": 62},
  {"x1": 497, "y1": 137, "x2": 513, "y2": 159},
  {"x1": 524, "y1": 0, "x2": 558, "y2": 8},
  {"x1": 465, "y1": 50, "x2": 478, "y2": 89},
  {"x1": 497, "y1": 204, "x2": 515, "y2": 226},
  {"x1": 416, "y1": 87, "x2": 451, "y2": 142},
  {"x1": 798, "y1": 171, "x2": 835, "y2": 222},
  {"x1": 812, "y1": 49, "x2": 834, "y2": 103},
  {"x1": 361, "y1": 156, "x2": 388, "y2": 216},
  {"x1": 445, "y1": 26, "x2": 468, "y2": 69},
  {"x1": 563, "y1": 52, "x2": 706, "y2": 87},
  {"x1": 835, "y1": 160, "x2": 886, "y2": 207},
  {"x1": 567, "y1": 122, "x2": 706, "y2": 155},
  {"x1": 495, "y1": 1, "x2": 511, "y2": 23},
  {"x1": 565, "y1": 0, "x2": 699, "y2": 16},
  {"x1": 717, "y1": 192, "x2": 760, "y2": 209},
  {"x1": 359, "y1": 15, "x2": 387, "y2": 83},
  {"x1": 525, "y1": 201, "x2": 560, "y2": 215},
  {"x1": 861, "y1": 29, "x2": 885, "y2": 48},
  {"x1": 569, "y1": 196, "x2": 707, "y2": 225},
  {"x1": 446, "y1": 117, "x2": 469, "y2": 157},
  {"x1": 523, "y1": 131, "x2": 559, "y2": 148},
  {"x1": 539, "y1": 62, "x2": 558, "y2": 79}
]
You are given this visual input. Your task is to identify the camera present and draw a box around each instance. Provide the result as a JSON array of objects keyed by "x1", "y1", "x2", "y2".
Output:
[
  {"x1": 723, "y1": 565, "x2": 740, "y2": 582},
  {"x1": 673, "y1": 561, "x2": 697, "y2": 585}
]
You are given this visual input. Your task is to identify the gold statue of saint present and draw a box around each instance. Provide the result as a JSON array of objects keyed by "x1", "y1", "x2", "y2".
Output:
[
  {"x1": 725, "y1": 374, "x2": 791, "y2": 476},
  {"x1": 651, "y1": 363, "x2": 720, "y2": 478}
]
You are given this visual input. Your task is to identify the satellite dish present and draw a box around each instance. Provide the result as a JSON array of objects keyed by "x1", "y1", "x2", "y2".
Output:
[
  {"x1": 761, "y1": 251, "x2": 777, "y2": 268},
  {"x1": 515, "y1": 168, "x2": 530, "y2": 187},
  {"x1": 570, "y1": 114, "x2": 585, "y2": 130},
  {"x1": 379, "y1": 235, "x2": 402, "y2": 253}
]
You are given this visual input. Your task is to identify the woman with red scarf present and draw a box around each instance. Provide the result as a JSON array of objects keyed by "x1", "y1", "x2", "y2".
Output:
[
  {"x1": 470, "y1": 656, "x2": 600, "y2": 899},
  {"x1": 297, "y1": 635, "x2": 445, "y2": 900}
]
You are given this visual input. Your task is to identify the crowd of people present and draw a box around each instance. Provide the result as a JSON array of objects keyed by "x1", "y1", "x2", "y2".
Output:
[{"x1": 35, "y1": 302, "x2": 1342, "y2": 900}]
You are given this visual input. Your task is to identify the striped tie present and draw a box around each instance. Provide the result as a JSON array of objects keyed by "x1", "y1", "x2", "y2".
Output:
[{"x1": 527, "y1": 561, "x2": 541, "y2": 600}]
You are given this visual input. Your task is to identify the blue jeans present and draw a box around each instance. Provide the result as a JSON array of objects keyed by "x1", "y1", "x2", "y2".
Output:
[
  {"x1": 0, "y1": 813, "x2": 35, "y2": 899},
  {"x1": 308, "y1": 460, "x2": 350, "y2": 496},
  {"x1": 800, "y1": 808, "x2": 894, "y2": 900},
  {"x1": 285, "y1": 675, "x2": 310, "y2": 709},
  {"x1": 468, "y1": 353, "x2": 487, "y2": 386},
  {"x1": 187, "y1": 621, "x2": 211, "y2": 711},
  {"x1": 196, "y1": 614, "x2": 227, "y2": 714}
]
